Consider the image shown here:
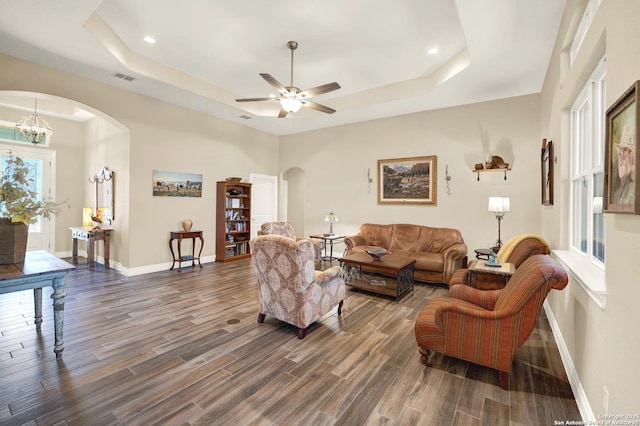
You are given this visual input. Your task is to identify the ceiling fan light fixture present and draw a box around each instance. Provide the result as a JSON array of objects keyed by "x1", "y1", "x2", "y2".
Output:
[{"x1": 280, "y1": 97, "x2": 302, "y2": 113}]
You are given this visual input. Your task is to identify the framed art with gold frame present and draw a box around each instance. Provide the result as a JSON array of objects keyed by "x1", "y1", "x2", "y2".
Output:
[{"x1": 377, "y1": 155, "x2": 437, "y2": 205}]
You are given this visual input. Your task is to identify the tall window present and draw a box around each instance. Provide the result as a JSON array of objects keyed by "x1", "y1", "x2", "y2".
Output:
[
  {"x1": 569, "y1": 0, "x2": 601, "y2": 66},
  {"x1": 570, "y1": 57, "x2": 606, "y2": 264}
]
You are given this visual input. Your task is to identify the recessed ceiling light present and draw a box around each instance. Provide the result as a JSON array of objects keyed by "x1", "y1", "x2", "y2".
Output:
[
  {"x1": 427, "y1": 47, "x2": 439, "y2": 55},
  {"x1": 144, "y1": 36, "x2": 156, "y2": 44}
]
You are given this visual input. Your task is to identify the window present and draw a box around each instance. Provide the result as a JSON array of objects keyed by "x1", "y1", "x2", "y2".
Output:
[
  {"x1": 569, "y1": 0, "x2": 601, "y2": 66},
  {"x1": 570, "y1": 57, "x2": 606, "y2": 266}
]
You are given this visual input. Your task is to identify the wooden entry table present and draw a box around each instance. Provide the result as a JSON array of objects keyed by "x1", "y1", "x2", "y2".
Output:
[
  {"x1": 339, "y1": 252, "x2": 415, "y2": 300},
  {"x1": 70, "y1": 227, "x2": 112, "y2": 269},
  {"x1": 169, "y1": 230, "x2": 204, "y2": 271},
  {"x1": 0, "y1": 251, "x2": 74, "y2": 358}
]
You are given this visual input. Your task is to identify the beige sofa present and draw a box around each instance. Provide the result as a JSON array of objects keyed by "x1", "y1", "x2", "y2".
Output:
[{"x1": 344, "y1": 223, "x2": 467, "y2": 284}]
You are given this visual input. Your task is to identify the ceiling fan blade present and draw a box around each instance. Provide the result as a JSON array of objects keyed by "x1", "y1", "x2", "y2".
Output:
[
  {"x1": 235, "y1": 97, "x2": 278, "y2": 102},
  {"x1": 298, "y1": 82, "x2": 341, "y2": 98},
  {"x1": 301, "y1": 100, "x2": 336, "y2": 114},
  {"x1": 260, "y1": 73, "x2": 287, "y2": 93},
  {"x1": 278, "y1": 108, "x2": 289, "y2": 118}
]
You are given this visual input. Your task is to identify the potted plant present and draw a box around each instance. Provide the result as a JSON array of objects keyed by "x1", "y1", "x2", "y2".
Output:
[{"x1": 0, "y1": 153, "x2": 60, "y2": 264}]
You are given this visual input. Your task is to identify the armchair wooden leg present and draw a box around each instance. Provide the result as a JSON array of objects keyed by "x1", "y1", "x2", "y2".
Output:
[
  {"x1": 418, "y1": 347, "x2": 432, "y2": 365},
  {"x1": 337, "y1": 300, "x2": 343, "y2": 315},
  {"x1": 297, "y1": 327, "x2": 307, "y2": 339},
  {"x1": 257, "y1": 313, "x2": 266, "y2": 323},
  {"x1": 498, "y1": 371, "x2": 510, "y2": 390}
]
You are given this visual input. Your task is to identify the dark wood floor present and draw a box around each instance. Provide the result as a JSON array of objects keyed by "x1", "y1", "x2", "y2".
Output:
[{"x1": 0, "y1": 258, "x2": 580, "y2": 425}]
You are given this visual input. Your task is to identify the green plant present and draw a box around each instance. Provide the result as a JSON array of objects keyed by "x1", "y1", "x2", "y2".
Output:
[{"x1": 0, "y1": 153, "x2": 60, "y2": 224}]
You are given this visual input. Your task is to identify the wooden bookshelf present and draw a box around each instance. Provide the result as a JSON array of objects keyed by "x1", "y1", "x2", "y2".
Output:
[{"x1": 215, "y1": 181, "x2": 252, "y2": 262}]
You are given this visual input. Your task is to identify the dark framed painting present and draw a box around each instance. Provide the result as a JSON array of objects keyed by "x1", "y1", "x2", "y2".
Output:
[
  {"x1": 541, "y1": 139, "x2": 553, "y2": 206},
  {"x1": 604, "y1": 81, "x2": 640, "y2": 214},
  {"x1": 377, "y1": 155, "x2": 437, "y2": 205}
]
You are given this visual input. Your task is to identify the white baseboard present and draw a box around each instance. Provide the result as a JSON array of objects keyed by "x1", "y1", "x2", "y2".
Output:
[
  {"x1": 53, "y1": 252, "x2": 217, "y2": 277},
  {"x1": 544, "y1": 300, "x2": 594, "y2": 421}
]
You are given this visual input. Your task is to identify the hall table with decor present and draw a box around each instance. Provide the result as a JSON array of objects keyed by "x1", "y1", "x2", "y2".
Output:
[
  {"x1": 339, "y1": 251, "x2": 415, "y2": 300},
  {"x1": 169, "y1": 230, "x2": 204, "y2": 271},
  {"x1": 0, "y1": 251, "x2": 75, "y2": 359},
  {"x1": 70, "y1": 226, "x2": 113, "y2": 270}
]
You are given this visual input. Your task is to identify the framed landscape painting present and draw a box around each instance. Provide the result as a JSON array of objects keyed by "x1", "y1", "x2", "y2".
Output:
[
  {"x1": 604, "y1": 81, "x2": 640, "y2": 214},
  {"x1": 378, "y1": 156, "x2": 437, "y2": 205},
  {"x1": 152, "y1": 170, "x2": 203, "y2": 197}
]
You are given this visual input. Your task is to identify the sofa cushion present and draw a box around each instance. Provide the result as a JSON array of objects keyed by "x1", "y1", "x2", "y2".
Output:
[
  {"x1": 389, "y1": 224, "x2": 421, "y2": 252},
  {"x1": 418, "y1": 227, "x2": 464, "y2": 252},
  {"x1": 409, "y1": 251, "x2": 444, "y2": 273},
  {"x1": 358, "y1": 224, "x2": 393, "y2": 249}
]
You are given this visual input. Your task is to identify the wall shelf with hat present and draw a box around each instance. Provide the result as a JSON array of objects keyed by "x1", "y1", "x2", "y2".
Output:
[{"x1": 473, "y1": 155, "x2": 511, "y2": 181}]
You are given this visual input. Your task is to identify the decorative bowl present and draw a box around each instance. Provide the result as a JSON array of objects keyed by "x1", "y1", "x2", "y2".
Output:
[
  {"x1": 365, "y1": 248, "x2": 390, "y2": 260},
  {"x1": 226, "y1": 177, "x2": 242, "y2": 182}
]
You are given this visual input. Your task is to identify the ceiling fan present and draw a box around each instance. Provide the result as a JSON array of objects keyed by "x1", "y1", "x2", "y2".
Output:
[{"x1": 235, "y1": 41, "x2": 341, "y2": 118}]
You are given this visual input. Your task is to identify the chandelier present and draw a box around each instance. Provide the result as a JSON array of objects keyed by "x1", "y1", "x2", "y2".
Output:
[{"x1": 15, "y1": 99, "x2": 53, "y2": 145}]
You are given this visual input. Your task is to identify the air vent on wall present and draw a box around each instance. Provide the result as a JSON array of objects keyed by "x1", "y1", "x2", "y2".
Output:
[{"x1": 112, "y1": 72, "x2": 136, "y2": 82}]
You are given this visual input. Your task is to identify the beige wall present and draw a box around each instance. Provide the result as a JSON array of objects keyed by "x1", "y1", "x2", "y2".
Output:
[
  {"x1": 280, "y1": 94, "x2": 542, "y2": 254},
  {"x1": 0, "y1": 54, "x2": 280, "y2": 269},
  {"x1": 540, "y1": 0, "x2": 640, "y2": 415}
]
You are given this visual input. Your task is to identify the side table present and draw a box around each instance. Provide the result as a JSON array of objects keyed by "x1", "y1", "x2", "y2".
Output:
[
  {"x1": 468, "y1": 261, "x2": 515, "y2": 290},
  {"x1": 474, "y1": 248, "x2": 493, "y2": 260},
  {"x1": 169, "y1": 230, "x2": 204, "y2": 271},
  {"x1": 70, "y1": 226, "x2": 113, "y2": 270},
  {"x1": 309, "y1": 234, "x2": 346, "y2": 263}
]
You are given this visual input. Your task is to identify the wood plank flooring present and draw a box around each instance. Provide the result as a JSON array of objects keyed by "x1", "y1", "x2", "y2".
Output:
[{"x1": 0, "y1": 258, "x2": 581, "y2": 425}]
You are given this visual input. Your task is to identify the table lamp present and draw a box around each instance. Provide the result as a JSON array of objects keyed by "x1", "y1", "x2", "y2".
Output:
[
  {"x1": 488, "y1": 196, "x2": 510, "y2": 251},
  {"x1": 324, "y1": 211, "x2": 338, "y2": 235}
]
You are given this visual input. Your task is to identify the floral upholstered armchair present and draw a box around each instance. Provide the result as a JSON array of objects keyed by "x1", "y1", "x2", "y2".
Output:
[
  {"x1": 249, "y1": 235, "x2": 345, "y2": 339},
  {"x1": 414, "y1": 254, "x2": 568, "y2": 389},
  {"x1": 258, "y1": 222, "x2": 324, "y2": 268}
]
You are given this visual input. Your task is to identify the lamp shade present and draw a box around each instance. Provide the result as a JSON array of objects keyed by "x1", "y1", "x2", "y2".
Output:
[
  {"x1": 324, "y1": 211, "x2": 338, "y2": 223},
  {"x1": 488, "y1": 196, "x2": 511, "y2": 213}
]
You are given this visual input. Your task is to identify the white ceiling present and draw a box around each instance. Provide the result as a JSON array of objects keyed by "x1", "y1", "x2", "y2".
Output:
[{"x1": 0, "y1": 0, "x2": 566, "y2": 136}]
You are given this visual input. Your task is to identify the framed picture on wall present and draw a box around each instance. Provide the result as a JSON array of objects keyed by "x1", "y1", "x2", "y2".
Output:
[
  {"x1": 377, "y1": 155, "x2": 437, "y2": 205},
  {"x1": 604, "y1": 80, "x2": 640, "y2": 214},
  {"x1": 541, "y1": 139, "x2": 553, "y2": 206}
]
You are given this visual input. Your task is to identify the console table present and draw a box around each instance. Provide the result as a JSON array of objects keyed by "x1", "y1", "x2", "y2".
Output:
[
  {"x1": 169, "y1": 230, "x2": 204, "y2": 271},
  {"x1": 0, "y1": 251, "x2": 74, "y2": 359},
  {"x1": 70, "y1": 227, "x2": 112, "y2": 270}
]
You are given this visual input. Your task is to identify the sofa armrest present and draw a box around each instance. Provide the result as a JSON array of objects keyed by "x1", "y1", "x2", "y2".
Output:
[
  {"x1": 441, "y1": 242, "x2": 468, "y2": 282},
  {"x1": 344, "y1": 235, "x2": 365, "y2": 254},
  {"x1": 449, "y1": 284, "x2": 501, "y2": 310}
]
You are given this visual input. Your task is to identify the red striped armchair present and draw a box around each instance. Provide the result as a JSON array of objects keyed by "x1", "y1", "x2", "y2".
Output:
[{"x1": 414, "y1": 254, "x2": 568, "y2": 389}]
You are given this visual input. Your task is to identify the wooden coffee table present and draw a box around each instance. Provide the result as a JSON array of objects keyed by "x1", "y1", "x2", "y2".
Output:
[{"x1": 339, "y1": 252, "x2": 415, "y2": 300}]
